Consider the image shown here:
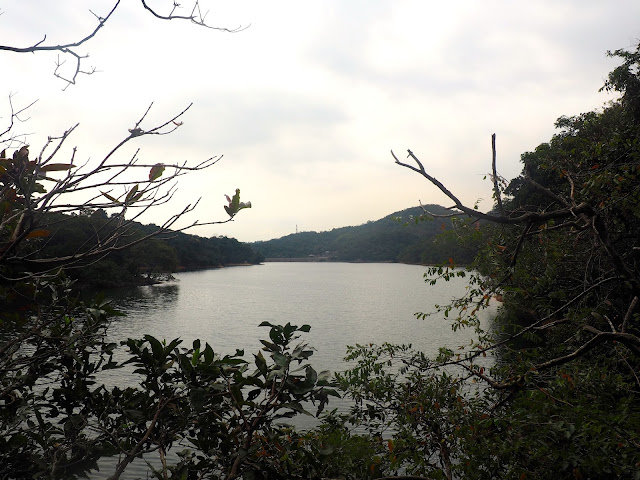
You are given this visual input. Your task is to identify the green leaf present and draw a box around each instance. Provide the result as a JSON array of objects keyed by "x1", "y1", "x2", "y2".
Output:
[
  {"x1": 305, "y1": 366, "x2": 318, "y2": 385},
  {"x1": 255, "y1": 351, "x2": 268, "y2": 376},
  {"x1": 149, "y1": 163, "x2": 165, "y2": 181},
  {"x1": 322, "y1": 388, "x2": 341, "y2": 398},
  {"x1": 272, "y1": 351, "x2": 289, "y2": 368},
  {"x1": 260, "y1": 339, "x2": 280, "y2": 353},
  {"x1": 166, "y1": 338, "x2": 182, "y2": 352},
  {"x1": 123, "y1": 409, "x2": 146, "y2": 423},
  {"x1": 191, "y1": 348, "x2": 200, "y2": 366},
  {"x1": 101, "y1": 191, "x2": 120, "y2": 203},
  {"x1": 230, "y1": 384, "x2": 244, "y2": 404},
  {"x1": 224, "y1": 188, "x2": 251, "y2": 217},
  {"x1": 189, "y1": 388, "x2": 207, "y2": 412},
  {"x1": 40, "y1": 163, "x2": 74, "y2": 172},
  {"x1": 287, "y1": 367, "x2": 318, "y2": 395},
  {"x1": 284, "y1": 401, "x2": 313, "y2": 416},
  {"x1": 203, "y1": 343, "x2": 214, "y2": 364},
  {"x1": 221, "y1": 358, "x2": 247, "y2": 366},
  {"x1": 145, "y1": 335, "x2": 164, "y2": 360},
  {"x1": 125, "y1": 184, "x2": 140, "y2": 203},
  {"x1": 317, "y1": 370, "x2": 332, "y2": 384},
  {"x1": 269, "y1": 327, "x2": 283, "y2": 346},
  {"x1": 246, "y1": 388, "x2": 262, "y2": 402}
]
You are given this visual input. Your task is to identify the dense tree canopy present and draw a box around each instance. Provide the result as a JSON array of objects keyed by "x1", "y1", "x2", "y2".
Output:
[{"x1": 31, "y1": 209, "x2": 263, "y2": 288}]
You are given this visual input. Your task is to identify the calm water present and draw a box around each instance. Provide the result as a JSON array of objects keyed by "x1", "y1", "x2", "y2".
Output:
[
  {"x1": 95, "y1": 262, "x2": 495, "y2": 478},
  {"x1": 105, "y1": 262, "x2": 495, "y2": 375}
]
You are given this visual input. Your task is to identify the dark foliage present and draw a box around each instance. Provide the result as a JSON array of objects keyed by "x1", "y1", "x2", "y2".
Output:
[
  {"x1": 27, "y1": 210, "x2": 264, "y2": 289},
  {"x1": 339, "y1": 43, "x2": 640, "y2": 480}
]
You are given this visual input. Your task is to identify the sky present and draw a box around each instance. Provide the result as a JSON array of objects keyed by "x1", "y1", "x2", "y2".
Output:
[{"x1": 1, "y1": 1, "x2": 640, "y2": 242}]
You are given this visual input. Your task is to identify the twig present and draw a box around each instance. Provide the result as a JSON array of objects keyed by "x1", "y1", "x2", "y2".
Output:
[
  {"x1": 491, "y1": 133, "x2": 504, "y2": 215},
  {"x1": 622, "y1": 296, "x2": 638, "y2": 333}
]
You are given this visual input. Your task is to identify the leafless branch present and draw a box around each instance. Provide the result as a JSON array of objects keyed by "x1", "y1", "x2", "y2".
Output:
[
  {"x1": 140, "y1": 0, "x2": 248, "y2": 32},
  {"x1": 491, "y1": 133, "x2": 504, "y2": 215},
  {"x1": 108, "y1": 397, "x2": 171, "y2": 480},
  {"x1": 0, "y1": 94, "x2": 38, "y2": 142},
  {"x1": 538, "y1": 325, "x2": 640, "y2": 369},
  {"x1": 622, "y1": 296, "x2": 638, "y2": 333},
  {"x1": 392, "y1": 148, "x2": 595, "y2": 227},
  {"x1": 523, "y1": 165, "x2": 570, "y2": 208},
  {"x1": 0, "y1": 1, "x2": 248, "y2": 88}
]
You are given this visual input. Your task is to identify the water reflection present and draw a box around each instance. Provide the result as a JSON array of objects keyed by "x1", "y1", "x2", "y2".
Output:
[
  {"x1": 101, "y1": 263, "x2": 495, "y2": 379},
  {"x1": 105, "y1": 283, "x2": 179, "y2": 314},
  {"x1": 106, "y1": 283, "x2": 179, "y2": 340},
  {"x1": 91, "y1": 263, "x2": 496, "y2": 479}
]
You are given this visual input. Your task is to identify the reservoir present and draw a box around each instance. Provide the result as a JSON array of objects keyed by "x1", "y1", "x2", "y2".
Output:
[
  {"x1": 105, "y1": 262, "x2": 495, "y2": 376},
  {"x1": 94, "y1": 262, "x2": 496, "y2": 478}
]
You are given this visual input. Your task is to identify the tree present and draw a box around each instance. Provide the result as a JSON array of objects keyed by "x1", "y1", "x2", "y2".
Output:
[
  {"x1": 0, "y1": 101, "x2": 263, "y2": 478},
  {"x1": 0, "y1": 102, "x2": 245, "y2": 283},
  {"x1": 392, "y1": 42, "x2": 640, "y2": 381},
  {"x1": 0, "y1": 0, "x2": 254, "y2": 292},
  {"x1": 335, "y1": 43, "x2": 640, "y2": 479},
  {"x1": 0, "y1": 5, "x2": 309, "y2": 478}
]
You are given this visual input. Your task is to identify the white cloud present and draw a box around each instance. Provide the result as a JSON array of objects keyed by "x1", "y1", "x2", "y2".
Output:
[{"x1": 1, "y1": 0, "x2": 639, "y2": 241}]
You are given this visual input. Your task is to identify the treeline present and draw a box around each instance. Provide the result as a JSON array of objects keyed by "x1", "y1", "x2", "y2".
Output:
[
  {"x1": 253, "y1": 205, "x2": 478, "y2": 264},
  {"x1": 35, "y1": 209, "x2": 264, "y2": 288}
]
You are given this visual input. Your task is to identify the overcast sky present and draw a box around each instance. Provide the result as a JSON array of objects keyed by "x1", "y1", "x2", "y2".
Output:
[{"x1": 1, "y1": 1, "x2": 639, "y2": 242}]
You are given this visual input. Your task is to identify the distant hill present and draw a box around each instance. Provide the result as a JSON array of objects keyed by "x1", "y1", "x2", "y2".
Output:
[{"x1": 253, "y1": 205, "x2": 478, "y2": 264}]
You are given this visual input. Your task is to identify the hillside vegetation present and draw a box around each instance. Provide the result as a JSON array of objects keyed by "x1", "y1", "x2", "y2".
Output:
[
  {"x1": 34, "y1": 209, "x2": 264, "y2": 288},
  {"x1": 254, "y1": 205, "x2": 478, "y2": 264}
]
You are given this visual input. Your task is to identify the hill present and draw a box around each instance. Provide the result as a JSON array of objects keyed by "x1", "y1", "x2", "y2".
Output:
[
  {"x1": 34, "y1": 209, "x2": 264, "y2": 288},
  {"x1": 253, "y1": 205, "x2": 478, "y2": 264}
]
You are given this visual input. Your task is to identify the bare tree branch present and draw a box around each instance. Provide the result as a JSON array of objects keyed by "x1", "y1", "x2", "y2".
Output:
[
  {"x1": 0, "y1": 1, "x2": 248, "y2": 88},
  {"x1": 491, "y1": 133, "x2": 504, "y2": 215},
  {"x1": 0, "y1": 94, "x2": 37, "y2": 143},
  {"x1": 392, "y1": 149, "x2": 595, "y2": 227}
]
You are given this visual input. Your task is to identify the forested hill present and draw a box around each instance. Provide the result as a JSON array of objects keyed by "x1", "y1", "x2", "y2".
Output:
[
  {"x1": 253, "y1": 205, "x2": 478, "y2": 264},
  {"x1": 35, "y1": 209, "x2": 264, "y2": 288}
]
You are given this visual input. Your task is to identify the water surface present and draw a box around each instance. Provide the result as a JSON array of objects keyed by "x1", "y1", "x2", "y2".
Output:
[
  {"x1": 95, "y1": 262, "x2": 495, "y2": 478},
  {"x1": 105, "y1": 262, "x2": 492, "y2": 374}
]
